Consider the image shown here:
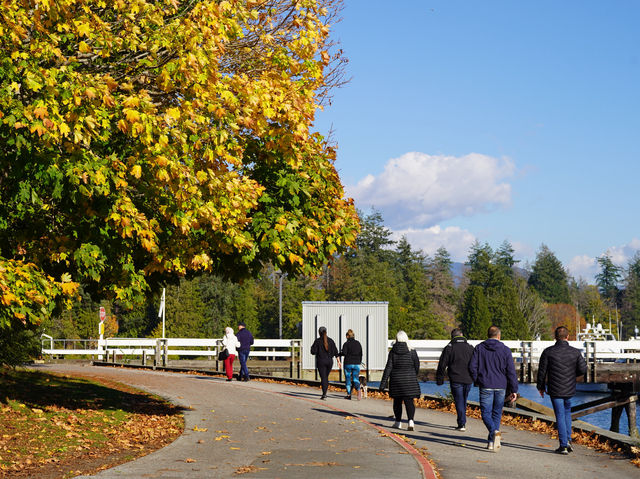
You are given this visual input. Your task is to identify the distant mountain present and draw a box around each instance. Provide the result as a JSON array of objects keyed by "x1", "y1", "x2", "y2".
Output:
[{"x1": 450, "y1": 262, "x2": 529, "y2": 286}]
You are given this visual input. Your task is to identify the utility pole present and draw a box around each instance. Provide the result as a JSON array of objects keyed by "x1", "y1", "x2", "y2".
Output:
[{"x1": 278, "y1": 271, "x2": 287, "y2": 339}]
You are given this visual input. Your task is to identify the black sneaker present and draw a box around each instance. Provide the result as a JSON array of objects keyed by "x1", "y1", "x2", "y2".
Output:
[
  {"x1": 455, "y1": 425, "x2": 466, "y2": 431},
  {"x1": 567, "y1": 443, "x2": 573, "y2": 453},
  {"x1": 345, "y1": 395, "x2": 351, "y2": 400},
  {"x1": 555, "y1": 446, "x2": 569, "y2": 455}
]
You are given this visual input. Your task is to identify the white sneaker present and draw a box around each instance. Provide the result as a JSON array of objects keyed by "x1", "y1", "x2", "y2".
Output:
[
  {"x1": 392, "y1": 421, "x2": 403, "y2": 429},
  {"x1": 493, "y1": 431, "x2": 501, "y2": 452},
  {"x1": 487, "y1": 441, "x2": 494, "y2": 451},
  {"x1": 408, "y1": 420, "x2": 415, "y2": 431}
]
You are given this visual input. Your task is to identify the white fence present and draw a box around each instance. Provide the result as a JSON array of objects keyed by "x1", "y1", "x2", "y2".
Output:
[
  {"x1": 42, "y1": 337, "x2": 640, "y2": 364},
  {"x1": 41, "y1": 337, "x2": 298, "y2": 361},
  {"x1": 407, "y1": 339, "x2": 640, "y2": 364}
]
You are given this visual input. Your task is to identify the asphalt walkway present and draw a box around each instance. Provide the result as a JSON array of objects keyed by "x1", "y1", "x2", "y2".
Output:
[{"x1": 38, "y1": 364, "x2": 638, "y2": 479}]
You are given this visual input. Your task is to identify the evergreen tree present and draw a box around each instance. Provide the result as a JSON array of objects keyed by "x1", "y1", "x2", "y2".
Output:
[
  {"x1": 528, "y1": 245, "x2": 570, "y2": 304},
  {"x1": 466, "y1": 241, "x2": 494, "y2": 288},
  {"x1": 595, "y1": 254, "x2": 622, "y2": 304},
  {"x1": 621, "y1": 253, "x2": 640, "y2": 338},
  {"x1": 495, "y1": 240, "x2": 518, "y2": 278},
  {"x1": 460, "y1": 285, "x2": 492, "y2": 340}
]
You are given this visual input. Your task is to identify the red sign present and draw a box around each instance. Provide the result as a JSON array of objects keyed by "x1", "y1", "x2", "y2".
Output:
[{"x1": 99, "y1": 307, "x2": 106, "y2": 322}]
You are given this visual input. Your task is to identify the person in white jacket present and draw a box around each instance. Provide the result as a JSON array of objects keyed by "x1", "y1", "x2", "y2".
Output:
[{"x1": 222, "y1": 327, "x2": 241, "y2": 381}]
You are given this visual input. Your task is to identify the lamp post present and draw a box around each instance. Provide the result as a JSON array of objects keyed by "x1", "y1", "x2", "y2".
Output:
[{"x1": 277, "y1": 271, "x2": 287, "y2": 339}]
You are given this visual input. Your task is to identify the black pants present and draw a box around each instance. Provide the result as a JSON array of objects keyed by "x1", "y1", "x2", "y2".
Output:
[
  {"x1": 393, "y1": 397, "x2": 416, "y2": 421},
  {"x1": 317, "y1": 363, "x2": 331, "y2": 395}
]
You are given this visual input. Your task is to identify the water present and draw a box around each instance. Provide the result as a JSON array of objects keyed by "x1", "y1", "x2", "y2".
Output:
[{"x1": 369, "y1": 381, "x2": 639, "y2": 436}]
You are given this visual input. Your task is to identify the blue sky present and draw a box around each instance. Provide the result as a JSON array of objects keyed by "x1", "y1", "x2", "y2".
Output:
[{"x1": 314, "y1": 0, "x2": 640, "y2": 282}]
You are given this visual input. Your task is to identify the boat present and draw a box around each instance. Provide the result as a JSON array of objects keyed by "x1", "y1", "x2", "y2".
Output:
[{"x1": 577, "y1": 323, "x2": 616, "y2": 342}]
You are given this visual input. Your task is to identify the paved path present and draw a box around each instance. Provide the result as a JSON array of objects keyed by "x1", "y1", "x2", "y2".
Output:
[{"x1": 38, "y1": 364, "x2": 638, "y2": 479}]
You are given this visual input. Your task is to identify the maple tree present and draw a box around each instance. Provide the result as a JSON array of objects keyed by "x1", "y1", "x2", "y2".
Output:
[{"x1": 0, "y1": 0, "x2": 359, "y2": 330}]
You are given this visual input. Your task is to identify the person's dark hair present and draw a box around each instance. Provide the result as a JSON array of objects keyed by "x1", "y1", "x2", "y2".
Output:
[
  {"x1": 319, "y1": 326, "x2": 328, "y2": 351},
  {"x1": 555, "y1": 326, "x2": 569, "y2": 340},
  {"x1": 487, "y1": 325, "x2": 500, "y2": 338},
  {"x1": 451, "y1": 328, "x2": 463, "y2": 339}
]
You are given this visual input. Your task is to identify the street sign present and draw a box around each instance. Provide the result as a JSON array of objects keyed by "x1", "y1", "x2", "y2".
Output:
[{"x1": 99, "y1": 306, "x2": 106, "y2": 322}]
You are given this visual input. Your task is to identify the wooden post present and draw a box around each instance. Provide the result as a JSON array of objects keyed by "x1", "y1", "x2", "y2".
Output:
[
  {"x1": 520, "y1": 342, "x2": 525, "y2": 383},
  {"x1": 627, "y1": 395, "x2": 639, "y2": 439},
  {"x1": 528, "y1": 342, "x2": 534, "y2": 383},
  {"x1": 155, "y1": 339, "x2": 162, "y2": 369},
  {"x1": 610, "y1": 404, "x2": 624, "y2": 433},
  {"x1": 290, "y1": 340, "x2": 294, "y2": 378}
]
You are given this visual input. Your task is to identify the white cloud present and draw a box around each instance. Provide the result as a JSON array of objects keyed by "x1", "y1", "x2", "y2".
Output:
[
  {"x1": 347, "y1": 152, "x2": 515, "y2": 228},
  {"x1": 568, "y1": 238, "x2": 640, "y2": 282},
  {"x1": 605, "y1": 238, "x2": 640, "y2": 267},
  {"x1": 567, "y1": 255, "x2": 597, "y2": 282},
  {"x1": 392, "y1": 225, "x2": 476, "y2": 261}
]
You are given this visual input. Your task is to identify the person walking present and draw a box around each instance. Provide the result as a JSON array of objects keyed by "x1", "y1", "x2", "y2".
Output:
[
  {"x1": 236, "y1": 322, "x2": 254, "y2": 381},
  {"x1": 469, "y1": 325, "x2": 518, "y2": 452},
  {"x1": 436, "y1": 327, "x2": 475, "y2": 431},
  {"x1": 340, "y1": 329, "x2": 363, "y2": 400},
  {"x1": 310, "y1": 327, "x2": 340, "y2": 400},
  {"x1": 380, "y1": 330, "x2": 421, "y2": 431},
  {"x1": 537, "y1": 325, "x2": 587, "y2": 455},
  {"x1": 221, "y1": 326, "x2": 240, "y2": 381}
]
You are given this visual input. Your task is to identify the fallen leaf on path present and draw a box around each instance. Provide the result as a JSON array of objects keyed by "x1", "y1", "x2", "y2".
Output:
[
  {"x1": 235, "y1": 465, "x2": 268, "y2": 474},
  {"x1": 185, "y1": 458, "x2": 196, "y2": 463}
]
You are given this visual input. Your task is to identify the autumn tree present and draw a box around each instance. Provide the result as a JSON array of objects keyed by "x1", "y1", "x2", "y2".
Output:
[
  {"x1": 545, "y1": 303, "x2": 582, "y2": 340},
  {"x1": 0, "y1": 0, "x2": 359, "y2": 340}
]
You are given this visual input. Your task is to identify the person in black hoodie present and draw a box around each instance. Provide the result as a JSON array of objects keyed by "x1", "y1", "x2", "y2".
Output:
[
  {"x1": 537, "y1": 325, "x2": 587, "y2": 455},
  {"x1": 340, "y1": 329, "x2": 363, "y2": 400},
  {"x1": 436, "y1": 328, "x2": 475, "y2": 431},
  {"x1": 380, "y1": 330, "x2": 421, "y2": 431},
  {"x1": 310, "y1": 326, "x2": 341, "y2": 400}
]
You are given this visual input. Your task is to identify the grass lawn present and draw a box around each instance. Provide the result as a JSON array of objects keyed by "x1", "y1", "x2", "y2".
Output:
[{"x1": 0, "y1": 367, "x2": 184, "y2": 478}]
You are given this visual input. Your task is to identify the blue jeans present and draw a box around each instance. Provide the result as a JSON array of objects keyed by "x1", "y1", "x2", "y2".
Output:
[
  {"x1": 344, "y1": 364, "x2": 361, "y2": 395},
  {"x1": 238, "y1": 349, "x2": 250, "y2": 379},
  {"x1": 478, "y1": 388, "x2": 506, "y2": 441},
  {"x1": 450, "y1": 382, "x2": 472, "y2": 427},
  {"x1": 550, "y1": 396, "x2": 573, "y2": 447}
]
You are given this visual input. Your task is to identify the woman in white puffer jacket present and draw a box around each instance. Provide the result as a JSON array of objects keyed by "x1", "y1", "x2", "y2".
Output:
[{"x1": 222, "y1": 327, "x2": 241, "y2": 381}]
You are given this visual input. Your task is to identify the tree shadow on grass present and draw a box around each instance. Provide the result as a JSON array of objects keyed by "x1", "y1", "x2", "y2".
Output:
[{"x1": 0, "y1": 368, "x2": 184, "y2": 416}]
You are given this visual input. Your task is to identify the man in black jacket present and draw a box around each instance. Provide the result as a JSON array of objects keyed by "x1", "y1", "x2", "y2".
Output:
[
  {"x1": 537, "y1": 326, "x2": 587, "y2": 455},
  {"x1": 436, "y1": 328, "x2": 474, "y2": 431}
]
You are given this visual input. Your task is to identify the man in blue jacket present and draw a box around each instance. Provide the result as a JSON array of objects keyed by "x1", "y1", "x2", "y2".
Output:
[
  {"x1": 537, "y1": 325, "x2": 587, "y2": 454},
  {"x1": 236, "y1": 322, "x2": 254, "y2": 381},
  {"x1": 469, "y1": 325, "x2": 518, "y2": 452}
]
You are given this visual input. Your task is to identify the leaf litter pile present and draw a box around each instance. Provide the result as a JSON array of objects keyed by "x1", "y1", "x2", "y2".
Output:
[{"x1": 0, "y1": 368, "x2": 184, "y2": 478}]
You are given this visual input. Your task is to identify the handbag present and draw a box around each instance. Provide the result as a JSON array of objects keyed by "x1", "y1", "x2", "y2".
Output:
[{"x1": 218, "y1": 348, "x2": 229, "y2": 361}]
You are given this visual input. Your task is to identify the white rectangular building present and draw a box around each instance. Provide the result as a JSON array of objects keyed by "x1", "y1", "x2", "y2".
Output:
[{"x1": 301, "y1": 301, "x2": 389, "y2": 377}]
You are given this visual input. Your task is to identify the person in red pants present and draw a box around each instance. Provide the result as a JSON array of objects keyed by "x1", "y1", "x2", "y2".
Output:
[{"x1": 222, "y1": 327, "x2": 240, "y2": 381}]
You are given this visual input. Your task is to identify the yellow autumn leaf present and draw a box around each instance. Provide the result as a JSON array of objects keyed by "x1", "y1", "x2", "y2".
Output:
[{"x1": 130, "y1": 165, "x2": 142, "y2": 179}]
